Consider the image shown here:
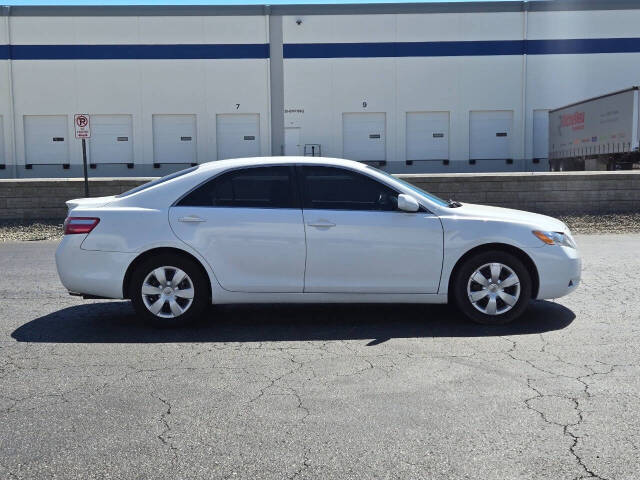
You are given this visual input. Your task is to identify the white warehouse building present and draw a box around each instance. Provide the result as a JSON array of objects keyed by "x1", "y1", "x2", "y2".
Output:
[{"x1": 2, "y1": 0, "x2": 640, "y2": 178}]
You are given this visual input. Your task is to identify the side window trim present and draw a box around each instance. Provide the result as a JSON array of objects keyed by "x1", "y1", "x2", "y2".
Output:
[
  {"x1": 289, "y1": 164, "x2": 302, "y2": 209},
  {"x1": 174, "y1": 164, "x2": 300, "y2": 209}
]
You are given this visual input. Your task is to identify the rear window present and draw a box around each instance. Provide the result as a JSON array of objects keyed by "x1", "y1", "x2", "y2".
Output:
[
  {"x1": 177, "y1": 166, "x2": 296, "y2": 208},
  {"x1": 115, "y1": 166, "x2": 198, "y2": 198}
]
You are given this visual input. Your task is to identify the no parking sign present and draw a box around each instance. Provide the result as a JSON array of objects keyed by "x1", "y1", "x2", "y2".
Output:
[
  {"x1": 74, "y1": 114, "x2": 91, "y2": 139},
  {"x1": 75, "y1": 114, "x2": 91, "y2": 197}
]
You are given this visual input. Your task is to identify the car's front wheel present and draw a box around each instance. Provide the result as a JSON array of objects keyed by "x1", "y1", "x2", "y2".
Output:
[
  {"x1": 129, "y1": 254, "x2": 209, "y2": 327},
  {"x1": 453, "y1": 250, "x2": 532, "y2": 325}
]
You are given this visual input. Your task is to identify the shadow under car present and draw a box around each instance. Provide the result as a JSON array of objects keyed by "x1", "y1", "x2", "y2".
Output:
[{"x1": 11, "y1": 300, "x2": 575, "y2": 344}]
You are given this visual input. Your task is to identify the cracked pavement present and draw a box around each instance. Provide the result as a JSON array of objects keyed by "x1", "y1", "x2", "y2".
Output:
[{"x1": 0, "y1": 234, "x2": 639, "y2": 479}]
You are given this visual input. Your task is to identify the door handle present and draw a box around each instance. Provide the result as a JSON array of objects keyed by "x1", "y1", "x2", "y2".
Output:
[
  {"x1": 179, "y1": 215, "x2": 206, "y2": 223},
  {"x1": 307, "y1": 221, "x2": 336, "y2": 228}
]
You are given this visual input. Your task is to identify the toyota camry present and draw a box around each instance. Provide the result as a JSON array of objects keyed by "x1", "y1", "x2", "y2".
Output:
[{"x1": 56, "y1": 157, "x2": 581, "y2": 327}]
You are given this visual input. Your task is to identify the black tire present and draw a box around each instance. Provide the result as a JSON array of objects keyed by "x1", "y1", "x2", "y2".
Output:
[
  {"x1": 129, "y1": 253, "x2": 209, "y2": 328},
  {"x1": 452, "y1": 250, "x2": 532, "y2": 325}
]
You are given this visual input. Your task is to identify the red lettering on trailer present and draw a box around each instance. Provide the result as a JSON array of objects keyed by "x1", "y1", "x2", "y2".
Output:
[{"x1": 561, "y1": 111, "x2": 585, "y2": 131}]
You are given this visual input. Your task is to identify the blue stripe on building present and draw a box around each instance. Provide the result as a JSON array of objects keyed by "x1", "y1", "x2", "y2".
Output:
[
  {"x1": 284, "y1": 37, "x2": 640, "y2": 58},
  {"x1": 284, "y1": 40, "x2": 525, "y2": 58},
  {"x1": 7, "y1": 44, "x2": 269, "y2": 60},
  {"x1": 526, "y1": 38, "x2": 640, "y2": 55},
  {"x1": 1, "y1": 38, "x2": 640, "y2": 60}
]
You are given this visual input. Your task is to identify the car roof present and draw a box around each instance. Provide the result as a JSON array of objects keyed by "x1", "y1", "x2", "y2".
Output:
[{"x1": 195, "y1": 156, "x2": 369, "y2": 173}]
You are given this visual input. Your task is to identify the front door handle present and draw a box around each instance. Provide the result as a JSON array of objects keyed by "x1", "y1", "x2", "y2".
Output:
[
  {"x1": 179, "y1": 215, "x2": 206, "y2": 223},
  {"x1": 307, "y1": 221, "x2": 336, "y2": 228}
]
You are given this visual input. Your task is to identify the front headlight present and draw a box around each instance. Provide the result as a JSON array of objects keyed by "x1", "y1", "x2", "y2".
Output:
[{"x1": 532, "y1": 230, "x2": 577, "y2": 249}]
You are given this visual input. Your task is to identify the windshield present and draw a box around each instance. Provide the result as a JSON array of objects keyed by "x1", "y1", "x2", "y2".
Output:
[
  {"x1": 366, "y1": 166, "x2": 449, "y2": 207},
  {"x1": 115, "y1": 166, "x2": 199, "y2": 198}
]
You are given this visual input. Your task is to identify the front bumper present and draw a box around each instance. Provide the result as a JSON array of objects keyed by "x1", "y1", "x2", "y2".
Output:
[
  {"x1": 525, "y1": 244, "x2": 582, "y2": 300},
  {"x1": 55, "y1": 235, "x2": 136, "y2": 299}
]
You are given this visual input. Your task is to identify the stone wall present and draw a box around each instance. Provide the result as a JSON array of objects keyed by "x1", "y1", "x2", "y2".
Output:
[
  {"x1": 0, "y1": 178, "x2": 151, "y2": 220},
  {"x1": 0, "y1": 171, "x2": 639, "y2": 220},
  {"x1": 403, "y1": 170, "x2": 640, "y2": 215}
]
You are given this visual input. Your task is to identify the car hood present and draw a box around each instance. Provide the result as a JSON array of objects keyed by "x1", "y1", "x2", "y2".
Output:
[
  {"x1": 449, "y1": 203, "x2": 568, "y2": 232},
  {"x1": 65, "y1": 196, "x2": 116, "y2": 214}
]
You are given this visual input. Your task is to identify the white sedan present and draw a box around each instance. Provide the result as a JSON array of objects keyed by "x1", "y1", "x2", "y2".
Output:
[{"x1": 56, "y1": 157, "x2": 581, "y2": 327}]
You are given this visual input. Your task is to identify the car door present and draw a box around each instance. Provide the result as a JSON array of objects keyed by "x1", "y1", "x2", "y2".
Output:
[
  {"x1": 299, "y1": 165, "x2": 443, "y2": 293},
  {"x1": 169, "y1": 165, "x2": 306, "y2": 293}
]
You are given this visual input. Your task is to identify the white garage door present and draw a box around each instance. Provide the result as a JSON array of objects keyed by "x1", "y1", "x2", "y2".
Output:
[
  {"x1": 24, "y1": 115, "x2": 69, "y2": 165},
  {"x1": 153, "y1": 114, "x2": 197, "y2": 164},
  {"x1": 533, "y1": 110, "x2": 549, "y2": 160},
  {"x1": 216, "y1": 114, "x2": 260, "y2": 160},
  {"x1": 343, "y1": 113, "x2": 386, "y2": 162},
  {"x1": 406, "y1": 112, "x2": 449, "y2": 161},
  {"x1": 469, "y1": 110, "x2": 513, "y2": 160},
  {"x1": 88, "y1": 115, "x2": 133, "y2": 165}
]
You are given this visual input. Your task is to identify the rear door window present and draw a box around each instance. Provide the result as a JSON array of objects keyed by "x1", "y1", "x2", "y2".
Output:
[{"x1": 177, "y1": 166, "x2": 297, "y2": 208}]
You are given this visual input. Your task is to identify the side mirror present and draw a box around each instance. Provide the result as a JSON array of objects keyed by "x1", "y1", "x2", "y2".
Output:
[{"x1": 397, "y1": 194, "x2": 420, "y2": 212}]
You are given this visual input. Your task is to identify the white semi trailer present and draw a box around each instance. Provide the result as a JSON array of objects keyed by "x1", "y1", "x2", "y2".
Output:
[{"x1": 549, "y1": 87, "x2": 640, "y2": 171}]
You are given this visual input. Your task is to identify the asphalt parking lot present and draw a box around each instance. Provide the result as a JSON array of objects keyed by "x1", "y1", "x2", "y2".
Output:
[{"x1": 1, "y1": 235, "x2": 639, "y2": 480}]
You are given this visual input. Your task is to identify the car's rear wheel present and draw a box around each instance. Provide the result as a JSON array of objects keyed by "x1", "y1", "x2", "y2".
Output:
[
  {"x1": 453, "y1": 250, "x2": 532, "y2": 325},
  {"x1": 130, "y1": 254, "x2": 209, "y2": 327}
]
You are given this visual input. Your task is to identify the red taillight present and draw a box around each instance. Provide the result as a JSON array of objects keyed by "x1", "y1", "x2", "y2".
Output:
[{"x1": 64, "y1": 217, "x2": 100, "y2": 235}]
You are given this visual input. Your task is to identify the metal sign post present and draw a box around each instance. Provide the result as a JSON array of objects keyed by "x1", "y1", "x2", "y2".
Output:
[
  {"x1": 74, "y1": 114, "x2": 91, "y2": 197},
  {"x1": 81, "y1": 138, "x2": 89, "y2": 197}
]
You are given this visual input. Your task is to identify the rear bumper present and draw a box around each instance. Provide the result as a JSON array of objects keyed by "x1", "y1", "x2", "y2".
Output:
[
  {"x1": 55, "y1": 235, "x2": 135, "y2": 299},
  {"x1": 525, "y1": 244, "x2": 582, "y2": 300}
]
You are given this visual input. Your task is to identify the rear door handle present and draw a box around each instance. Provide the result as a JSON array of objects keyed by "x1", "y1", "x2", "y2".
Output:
[
  {"x1": 179, "y1": 215, "x2": 206, "y2": 223},
  {"x1": 307, "y1": 221, "x2": 336, "y2": 228}
]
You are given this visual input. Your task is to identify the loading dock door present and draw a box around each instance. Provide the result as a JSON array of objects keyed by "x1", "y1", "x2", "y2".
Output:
[
  {"x1": 285, "y1": 127, "x2": 301, "y2": 156},
  {"x1": 469, "y1": 110, "x2": 513, "y2": 160},
  {"x1": 24, "y1": 115, "x2": 69, "y2": 165},
  {"x1": 406, "y1": 112, "x2": 449, "y2": 161},
  {"x1": 216, "y1": 114, "x2": 260, "y2": 160},
  {"x1": 533, "y1": 110, "x2": 549, "y2": 160},
  {"x1": 88, "y1": 115, "x2": 133, "y2": 165},
  {"x1": 342, "y1": 113, "x2": 386, "y2": 162},
  {"x1": 153, "y1": 114, "x2": 197, "y2": 164}
]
